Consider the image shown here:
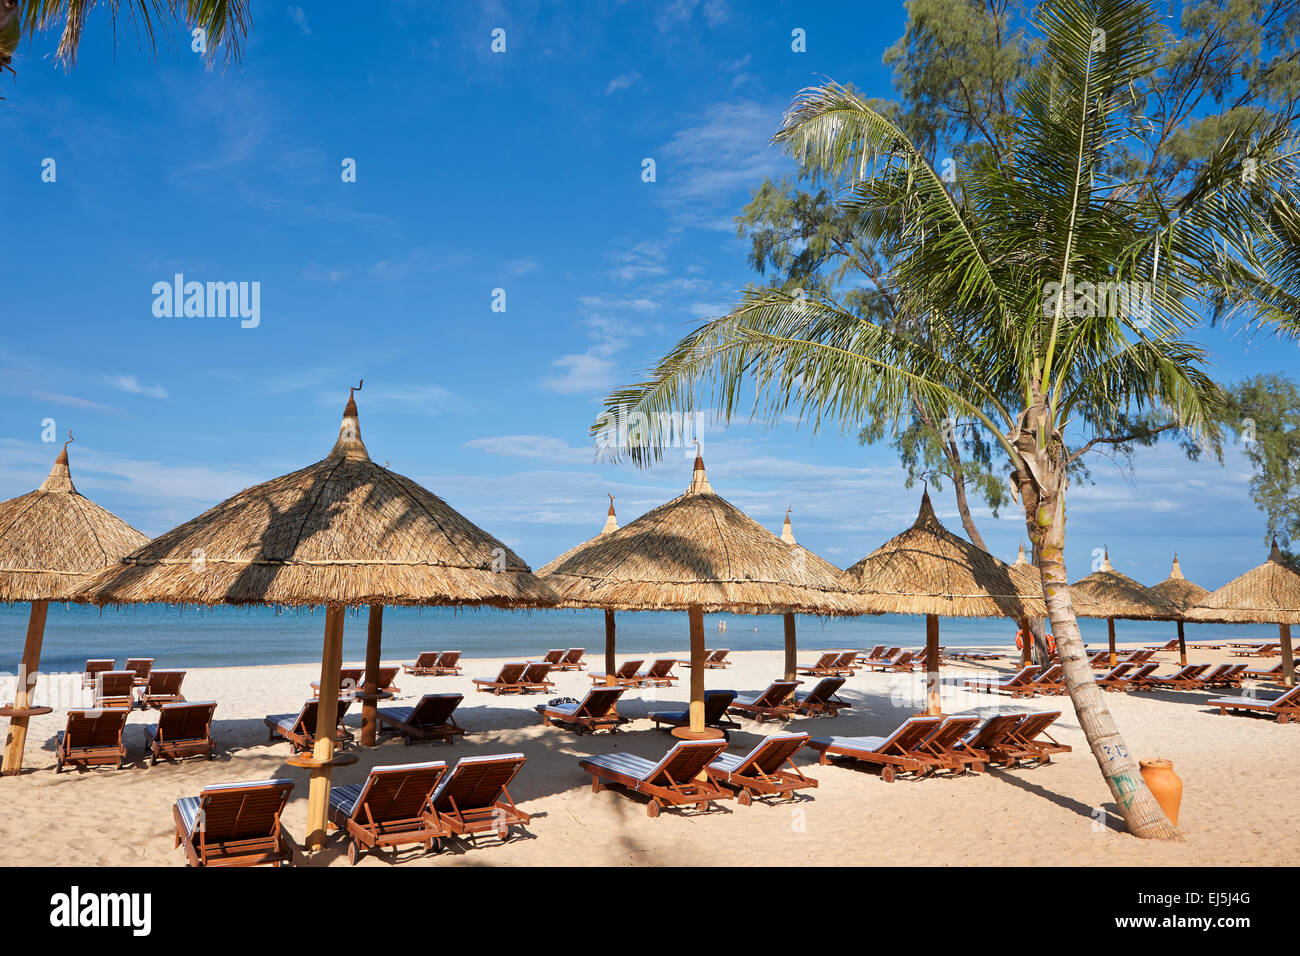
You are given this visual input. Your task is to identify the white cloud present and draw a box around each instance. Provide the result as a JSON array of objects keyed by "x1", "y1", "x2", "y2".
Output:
[
  {"x1": 464, "y1": 435, "x2": 593, "y2": 463},
  {"x1": 604, "y1": 71, "x2": 641, "y2": 95},
  {"x1": 105, "y1": 375, "x2": 168, "y2": 400},
  {"x1": 658, "y1": 99, "x2": 789, "y2": 202},
  {"x1": 504, "y1": 257, "x2": 540, "y2": 276},
  {"x1": 542, "y1": 351, "x2": 617, "y2": 395},
  {"x1": 608, "y1": 240, "x2": 671, "y2": 281}
]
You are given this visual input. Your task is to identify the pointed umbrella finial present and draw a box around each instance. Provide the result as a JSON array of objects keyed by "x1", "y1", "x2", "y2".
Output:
[
  {"x1": 330, "y1": 380, "x2": 370, "y2": 460},
  {"x1": 686, "y1": 442, "x2": 713, "y2": 495},
  {"x1": 602, "y1": 493, "x2": 618, "y2": 534},
  {"x1": 781, "y1": 507, "x2": 796, "y2": 545},
  {"x1": 1100, "y1": 546, "x2": 1113, "y2": 572},
  {"x1": 39, "y1": 431, "x2": 77, "y2": 493},
  {"x1": 1015, "y1": 540, "x2": 1029, "y2": 565},
  {"x1": 913, "y1": 488, "x2": 940, "y2": 528},
  {"x1": 1170, "y1": 554, "x2": 1184, "y2": 579},
  {"x1": 1269, "y1": 538, "x2": 1283, "y2": 562}
]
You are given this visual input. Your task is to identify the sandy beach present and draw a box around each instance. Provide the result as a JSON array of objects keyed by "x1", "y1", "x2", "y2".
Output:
[{"x1": 1, "y1": 643, "x2": 1294, "y2": 867}]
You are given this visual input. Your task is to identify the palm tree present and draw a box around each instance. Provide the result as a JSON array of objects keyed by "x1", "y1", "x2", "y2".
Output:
[
  {"x1": 4, "y1": 0, "x2": 248, "y2": 79},
  {"x1": 596, "y1": 0, "x2": 1300, "y2": 840}
]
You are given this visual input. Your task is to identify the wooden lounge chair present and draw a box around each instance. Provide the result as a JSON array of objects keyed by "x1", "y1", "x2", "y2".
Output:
[
  {"x1": 1097, "y1": 662, "x2": 1159, "y2": 692},
  {"x1": 310, "y1": 667, "x2": 365, "y2": 698},
  {"x1": 1143, "y1": 638, "x2": 1181, "y2": 652},
  {"x1": 427, "y1": 754, "x2": 531, "y2": 840},
  {"x1": 728, "y1": 680, "x2": 801, "y2": 722},
  {"x1": 94, "y1": 670, "x2": 138, "y2": 709},
  {"x1": 580, "y1": 739, "x2": 733, "y2": 817},
  {"x1": 1201, "y1": 663, "x2": 1248, "y2": 688},
  {"x1": 403, "y1": 652, "x2": 442, "y2": 676},
  {"x1": 857, "y1": 645, "x2": 887, "y2": 663},
  {"x1": 947, "y1": 649, "x2": 1002, "y2": 661},
  {"x1": 950, "y1": 713, "x2": 1028, "y2": 767},
  {"x1": 377, "y1": 693, "x2": 467, "y2": 745},
  {"x1": 1230, "y1": 642, "x2": 1280, "y2": 658},
  {"x1": 143, "y1": 701, "x2": 217, "y2": 764},
  {"x1": 588, "y1": 659, "x2": 645, "y2": 687},
  {"x1": 82, "y1": 659, "x2": 116, "y2": 689},
  {"x1": 1089, "y1": 649, "x2": 1154, "y2": 669},
  {"x1": 633, "y1": 658, "x2": 678, "y2": 687},
  {"x1": 1243, "y1": 658, "x2": 1300, "y2": 681},
  {"x1": 790, "y1": 677, "x2": 851, "y2": 717},
  {"x1": 962, "y1": 665, "x2": 1040, "y2": 697},
  {"x1": 124, "y1": 657, "x2": 154, "y2": 688},
  {"x1": 797, "y1": 652, "x2": 843, "y2": 676},
  {"x1": 519, "y1": 661, "x2": 556, "y2": 693},
  {"x1": 472, "y1": 662, "x2": 529, "y2": 695},
  {"x1": 807, "y1": 716, "x2": 946, "y2": 782},
  {"x1": 535, "y1": 686, "x2": 626, "y2": 735},
  {"x1": 141, "y1": 669, "x2": 187, "y2": 709},
  {"x1": 648, "y1": 689, "x2": 739, "y2": 735},
  {"x1": 264, "y1": 699, "x2": 354, "y2": 753},
  {"x1": 371, "y1": 666, "x2": 401, "y2": 694},
  {"x1": 1138, "y1": 663, "x2": 1210, "y2": 691},
  {"x1": 432, "y1": 651, "x2": 463, "y2": 675},
  {"x1": 862, "y1": 650, "x2": 915, "y2": 672},
  {"x1": 541, "y1": 649, "x2": 565, "y2": 666},
  {"x1": 328, "y1": 761, "x2": 450, "y2": 864},
  {"x1": 1209, "y1": 685, "x2": 1300, "y2": 723},
  {"x1": 1027, "y1": 664, "x2": 1065, "y2": 695},
  {"x1": 1001, "y1": 711, "x2": 1072, "y2": 763},
  {"x1": 55, "y1": 707, "x2": 130, "y2": 772},
  {"x1": 680, "y1": 649, "x2": 729, "y2": 668},
  {"x1": 706, "y1": 732, "x2": 817, "y2": 804},
  {"x1": 912, "y1": 646, "x2": 944, "y2": 668},
  {"x1": 918, "y1": 715, "x2": 984, "y2": 773},
  {"x1": 555, "y1": 647, "x2": 586, "y2": 671},
  {"x1": 174, "y1": 779, "x2": 294, "y2": 867}
]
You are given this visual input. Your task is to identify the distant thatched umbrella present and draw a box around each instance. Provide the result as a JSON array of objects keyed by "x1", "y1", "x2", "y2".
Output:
[
  {"x1": 541, "y1": 453, "x2": 855, "y2": 735},
  {"x1": 537, "y1": 494, "x2": 620, "y2": 678},
  {"x1": 80, "y1": 389, "x2": 555, "y2": 850},
  {"x1": 1185, "y1": 540, "x2": 1300, "y2": 686},
  {"x1": 1070, "y1": 549, "x2": 1174, "y2": 667},
  {"x1": 0, "y1": 437, "x2": 149, "y2": 775},
  {"x1": 777, "y1": 508, "x2": 848, "y2": 681},
  {"x1": 841, "y1": 491, "x2": 1046, "y2": 714},
  {"x1": 1149, "y1": 555, "x2": 1209, "y2": 665}
]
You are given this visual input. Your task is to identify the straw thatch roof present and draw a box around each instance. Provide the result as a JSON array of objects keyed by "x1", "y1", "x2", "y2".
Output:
[
  {"x1": 840, "y1": 492, "x2": 1046, "y2": 618},
  {"x1": 1068, "y1": 549, "x2": 1175, "y2": 620},
  {"x1": 1149, "y1": 555, "x2": 1209, "y2": 614},
  {"x1": 0, "y1": 442, "x2": 150, "y2": 603},
  {"x1": 779, "y1": 508, "x2": 846, "y2": 581},
  {"x1": 535, "y1": 495, "x2": 618, "y2": 577},
  {"x1": 1010, "y1": 542, "x2": 1044, "y2": 603},
  {"x1": 1184, "y1": 540, "x2": 1300, "y2": 625},
  {"x1": 78, "y1": 394, "x2": 556, "y2": 609},
  {"x1": 539, "y1": 455, "x2": 857, "y2": 614}
]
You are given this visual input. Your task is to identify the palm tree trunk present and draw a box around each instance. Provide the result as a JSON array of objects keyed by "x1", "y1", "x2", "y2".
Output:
[
  {"x1": 1015, "y1": 412, "x2": 1181, "y2": 841},
  {"x1": 946, "y1": 447, "x2": 990, "y2": 552}
]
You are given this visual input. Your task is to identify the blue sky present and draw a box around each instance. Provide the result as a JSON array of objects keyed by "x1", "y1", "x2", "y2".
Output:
[{"x1": 0, "y1": 0, "x2": 1295, "y2": 592}]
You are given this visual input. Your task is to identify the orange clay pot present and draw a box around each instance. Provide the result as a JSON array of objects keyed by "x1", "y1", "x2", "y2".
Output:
[{"x1": 1139, "y1": 758, "x2": 1182, "y2": 827}]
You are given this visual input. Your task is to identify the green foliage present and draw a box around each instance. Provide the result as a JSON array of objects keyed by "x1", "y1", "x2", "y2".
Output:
[{"x1": 1223, "y1": 373, "x2": 1300, "y2": 557}]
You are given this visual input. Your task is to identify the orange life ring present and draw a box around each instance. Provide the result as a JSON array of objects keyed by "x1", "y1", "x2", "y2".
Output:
[
  {"x1": 1047, "y1": 634, "x2": 1057, "y2": 654},
  {"x1": 1015, "y1": 630, "x2": 1024, "y2": 650}
]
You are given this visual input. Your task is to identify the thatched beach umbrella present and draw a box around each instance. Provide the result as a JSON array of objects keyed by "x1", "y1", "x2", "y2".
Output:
[
  {"x1": 540, "y1": 453, "x2": 855, "y2": 736},
  {"x1": 0, "y1": 437, "x2": 150, "y2": 775},
  {"x1": 1185, "y1": 540, "x2": 1300, "y2": 686},
  {"x1": 841, "y1": 491, "x2": 1046, "y2": 715},
  {"x1": 1149, "y1": 556, "x2": 1208, "y2": 666},
  {"x1": 80, "y1": 389, "x2": 555, "y2": 850},
  {"x1": 1069, "y1": 549, "x2": 1174, "y2": 667},
  {"x1": 537, "y1": 495, "x2": 620, "y2": 680},
  {"x1": 777, "y1": 509, "x2": 847, "y2": 682}
]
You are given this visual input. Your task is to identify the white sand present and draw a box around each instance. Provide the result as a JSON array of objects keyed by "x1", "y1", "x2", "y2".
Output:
[{"x1": 1, "y1": 644, "x2": 1295, "y2": 866}]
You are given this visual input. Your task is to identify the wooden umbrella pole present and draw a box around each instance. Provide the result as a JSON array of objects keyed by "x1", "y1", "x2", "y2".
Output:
[
  {"x1": 1108, "y1": 618, "x2": 1117, "y2": 667},
  {"x1": 783, "y1": 612, "x2": 797, "y2": 686},
  {"x1": 925, "y1": 613, "x2": 941, "y2": 716},
  {"x1": 688, "y1": 605, "x2": 705, "y2": 732},
  {"x1": 1280, "y1": 623, "x2": 1295, "y2": 688},
  {"x1": 1019, "y1": 617, "x2": 1032, "y2": 668},
  {"x1": 306, "y1": 605, "x2": 345, "y2": 852},
  {"x1": 1176, "y1": 621, "x2": 1187, "y2": 668},
  {"x1": 2, "y1": 600, "x2": 49, "y2": 776},
  {"x1": 604, "y1": 610, "x2": 616, "y2": 688},
  {"x1": 360, "y1": 603, "x2": 383, "y2": 747}
]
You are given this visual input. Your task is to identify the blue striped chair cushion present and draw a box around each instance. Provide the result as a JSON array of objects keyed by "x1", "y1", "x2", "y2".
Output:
[
  {"x1": 175, "y1": 796, "x2": 202, "y2": 836},
  {"x1": 546, "y1": 702, "x2": 580, "y2": 716},
  {"x1": 380, "y1": 706, "x2": 414, "y2": 724},
  {"x1": 648, "y1": 710, "x2": 687, "y2": 722},
  {"x1": 582, "y1": 752, "x2": 656, "y2": 783},
  {"x1": 708, "y1": 752, "x2": 745, "y2": 773},
  {"x1": 813, "y1": 735, "x2": 887, "y2": 752},
  {"x1": 329, "y1": 783, "x2": 365, "y2": 818}
]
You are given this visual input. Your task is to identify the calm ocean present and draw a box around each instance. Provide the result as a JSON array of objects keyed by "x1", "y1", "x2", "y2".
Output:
[{"x1": 0, "y1": 602, "x2": 1273, "y2": 673}]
